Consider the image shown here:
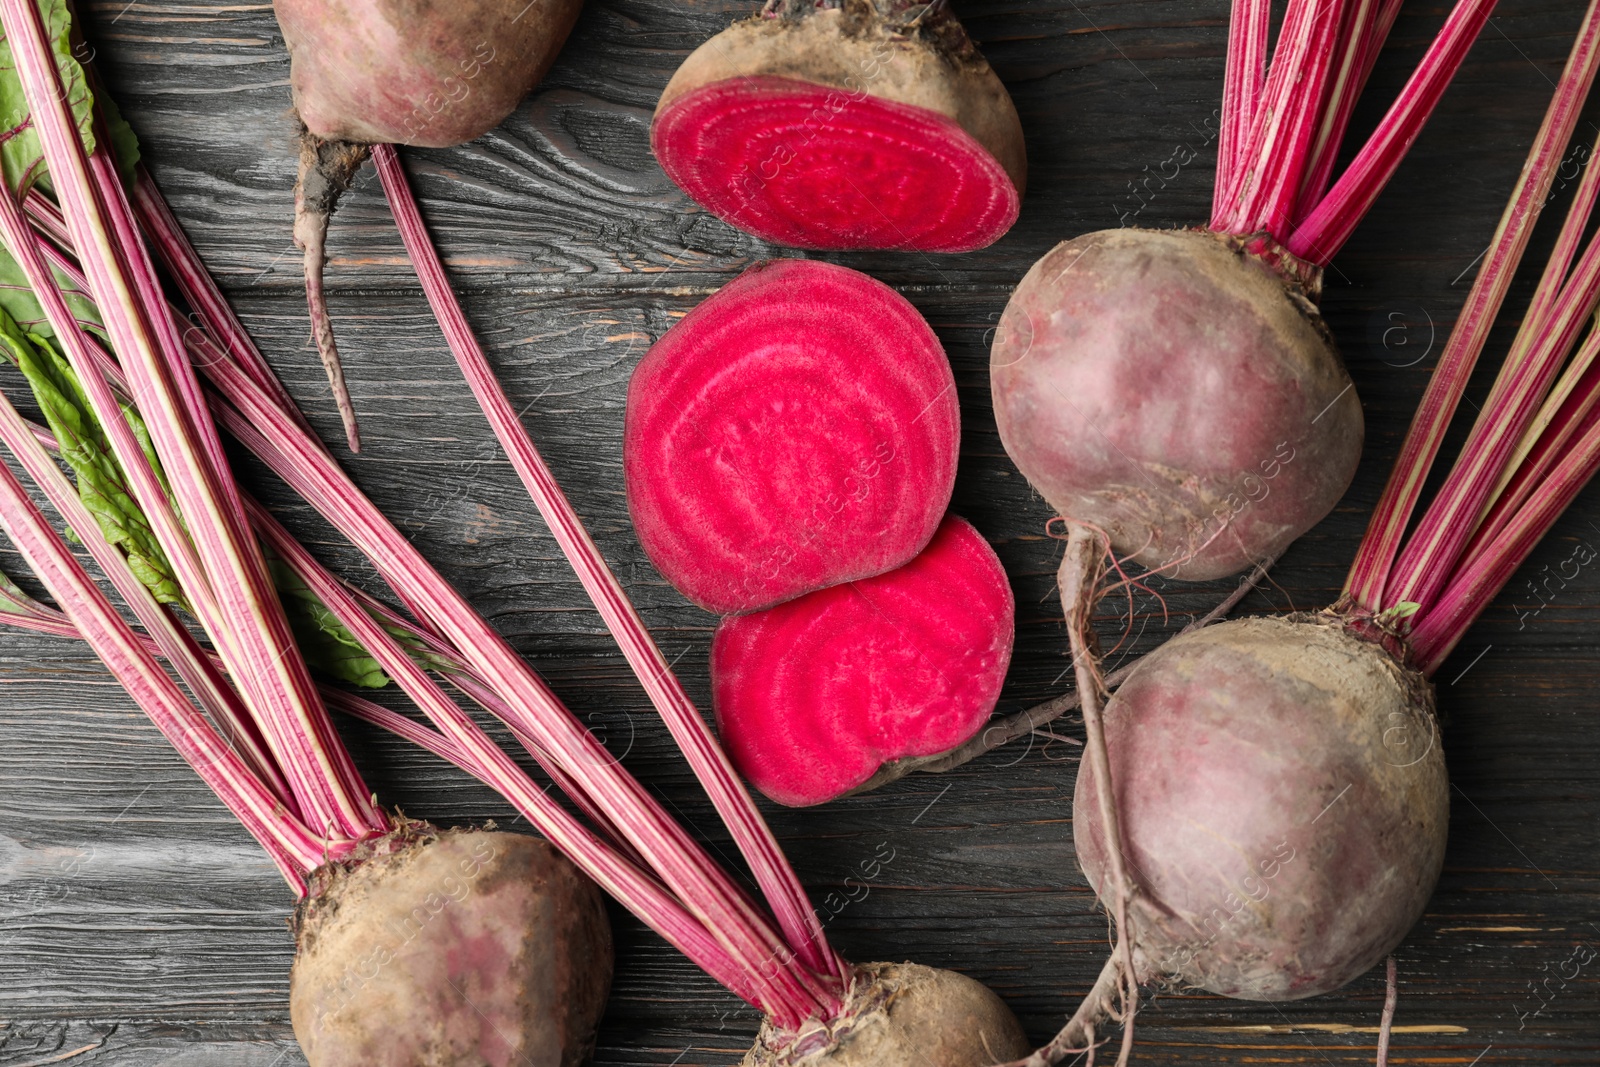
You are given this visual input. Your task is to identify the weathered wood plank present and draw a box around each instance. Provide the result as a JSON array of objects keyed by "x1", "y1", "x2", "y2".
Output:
[{"x1": 0, "y1": 0, "x2": 1597, "y2": 1062}]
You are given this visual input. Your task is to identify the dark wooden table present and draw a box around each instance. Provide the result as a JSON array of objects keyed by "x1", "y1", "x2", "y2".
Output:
[{"x1": 1, "y1": 0, "x2": 1596, "y2": 1063}]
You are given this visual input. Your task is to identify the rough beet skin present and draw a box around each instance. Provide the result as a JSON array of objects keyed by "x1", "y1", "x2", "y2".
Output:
[
  {"x1": 276, "y1": 0, "x2": 583, "y2": 149},
  {"x1": 991, "y1": 228, "x2": 1362, "y2": 580},
  {"x1": 743, "y1": 962, "x2": 1031, "y2": 1067},
  {"x1": 625, "y1": 259, "x2": 959, "y2": 615},
  {"x1": 653, "y1": 0, "x2": 1025, "y2": 251},
  {"x1": 290, "y1": 825, "x2": 612, "y2": 1066},
  {"x1": 712, "y1": 515, "x2": 1013, "y2": 806},
  {"x1": 1073, "y1": 616, "x2": 1448, "y2": 1000}
]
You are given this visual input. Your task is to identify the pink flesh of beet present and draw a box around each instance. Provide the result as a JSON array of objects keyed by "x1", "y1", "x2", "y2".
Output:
[
  {"x1": 652, "y1": 76, "x2": 1020, "y2": 252},
  {"x1": 711, "y1": 514, "x2": 1014, "y2": 807},
  {"x1": 624, "y1": 258, "x2": 959, "y2": 615}
]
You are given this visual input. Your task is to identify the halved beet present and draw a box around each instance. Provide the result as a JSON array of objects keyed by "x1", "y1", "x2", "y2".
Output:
[
  {"x1": 652, "y1": 4, "x2": 1025, "y2": 252},
  {"x1": 711, "y1": 514, "x2": 1013, "y2": 807},
  {"x1": 625, "y1": 259, "x2": 959, "y2": 615}
]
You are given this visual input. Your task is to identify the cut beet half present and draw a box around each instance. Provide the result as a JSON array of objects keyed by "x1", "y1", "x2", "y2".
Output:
[
  {"x1": 625, "y1": 258, "x2": 960, "y2": 615},
  {"x1": 711, "y1": 514, "x2": 1014, "y2": 807},
  {"x1": 653, "y1": 76, "x2": 1020, "y2": 253}
]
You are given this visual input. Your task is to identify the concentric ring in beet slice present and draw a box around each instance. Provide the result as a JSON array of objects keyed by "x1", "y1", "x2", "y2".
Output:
[
  {"x1": 653, "y1": 76, "x2": 1020, "y2": 253},
  {"x1": 711, "y1": 514, "x2": 1014, "y2": 807},
  {"x1": 624, "y1": 259, "x2": 959, "y2": 615}
]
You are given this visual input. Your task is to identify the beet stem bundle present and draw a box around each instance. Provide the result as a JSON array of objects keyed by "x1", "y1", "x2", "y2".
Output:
[
  {"x1": 0, "y1": 0, "x2": 383, "y2": 858},
  {"x1": 1345, "y1": 0, "x2": 1600, "y2": 658}
]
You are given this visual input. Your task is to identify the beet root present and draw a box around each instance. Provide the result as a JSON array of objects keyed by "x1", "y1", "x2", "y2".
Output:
[
  {"x1": 293, "y1": 131, "x2": 369, "y2": 452},
  {"x1": 625, "y1": 259, "x2": 959, "y2": 615},
  {"x1": 276, "y1": 0, "x2": 583, "y2": 148},
  {"x1": 743, "y1": 962, "x2": 1031, "y2": 1067},
  {"x1": 290, "y1": 825, "x2": 612, "y2": 1066},
  {"x1": 991, "y1": 228, "x2": 1362, "y2": 580},
  {"x1": 652, "y1": 0, "x2": 1025, "y2": 252},
  {"x1": 1073, "y1": 616, "x2": 1448, "y2": 1000},
  {"x1": 712, "y1": 514, "x2": 1013, "y2": 806}
]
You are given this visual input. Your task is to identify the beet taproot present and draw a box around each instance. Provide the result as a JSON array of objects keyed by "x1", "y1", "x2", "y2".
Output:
[
  {"x1": 1072, "y1": 615, "x2": 1447, "y2": 1000},
  {"x1": 712, "y1": 514, "x2": 1013, "y2": 806},
  {"x1": 653, "y1": 0, "x2": 1024, "y2": 252},
  {"x1": 743, "y1": 962, "x2": 1031, "y2": 1067},
  {"x1": 625, "y1": 258, "x2": 959, "y2": 615},
  {"x1": 992, "y1": 228, "x2": 1362, "y2": 581},
  {"x1": 290, "y1": 826, "x2": 612, "y2": 1066}
]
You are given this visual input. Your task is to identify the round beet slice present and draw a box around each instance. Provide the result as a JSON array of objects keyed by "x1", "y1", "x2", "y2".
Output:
[
  {"x1": 652, "y1": 4, "x2": 1025, "y2": 252},
  {"x1": 711, "y1": 514, "x2": 1014, "y2": 807},
  {"x1": 625, "y1": 259, "x2": 959, "y2": 615}
]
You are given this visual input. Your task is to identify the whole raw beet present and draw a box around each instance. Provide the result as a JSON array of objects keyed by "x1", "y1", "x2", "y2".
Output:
[
  {"x1": 743, "y1": 963, "x2": 1031, "y2": 1067},
  {"x1": 290, "y1": 826, "x2": 611, "y2": 1066},
  {"x1": 992, "y1": 228, "x2": 1362, "y2": 580},
  {"x1": 1074, "y1": 616, "x2": 1448, "y2": 1000},
  {"x1": 277, "y1": 0, "x2": 584, "y2": 148}
]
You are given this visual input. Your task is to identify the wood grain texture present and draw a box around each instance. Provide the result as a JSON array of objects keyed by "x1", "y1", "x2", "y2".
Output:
[{"x1": 0, "y1": 0, "x2": 1597, "y2": 1063}]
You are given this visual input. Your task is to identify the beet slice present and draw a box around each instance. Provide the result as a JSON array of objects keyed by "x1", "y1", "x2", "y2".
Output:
[
  {"x1": 711, "y1": 514, "x2": 1013, "y2": 807},
  {"x1": 651, "y1": 4, "x2": 1025, "y2": 252},
  {"x1": 655, "y1": 76, "x2": 1019, "y2": 253},
  {"x1": 625, "y1": 258, "x2": 959, "y2": 615}
]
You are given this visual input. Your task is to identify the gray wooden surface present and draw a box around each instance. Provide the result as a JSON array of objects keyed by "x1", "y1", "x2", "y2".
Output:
[{"x1": 1, "y1": 0, "x2": 1598, "y2": 1062}]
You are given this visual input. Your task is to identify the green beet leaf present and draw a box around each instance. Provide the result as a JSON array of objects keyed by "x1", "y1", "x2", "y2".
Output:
[{"x1": 0, "y1": 306, "x2": 185, "y2": 607}]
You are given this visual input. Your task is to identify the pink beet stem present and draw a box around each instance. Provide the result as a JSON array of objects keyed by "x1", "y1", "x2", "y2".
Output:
[
  {"x1": 1214, "y1": 0, "x2": 1344, "y2": 239},
  {"x1": 1214, "y1": 0, "x2": 1271, "y2": 222},
  {"x1": 6, "y1": 416, "x2": 645, "y2": 871},
  {"x1": 1410, "y1": 407, "x2": 1600, "y2": 671},
  {"x1": 0, "y1": 0, "x2": 384, "y2": 841},
  {"x1": 371, "y1": 143, "x2": 846, "y2": 985},
  {"x1": 1481, "y1": 126, "x2": 1600, "y2": 417},
  {"x1": 1343, "y1": 0, "x2": 1600, "y2": 612},
  {"x1": 0, "y1": 394, "x2": 324, "y2": 886},
  {"x1": 0, "y1": 192, "x2": 293, "y2": 805},
  {"x1": 1290, "y1": 0, "x2": 1392, "y2": 221},
  {"x1": 0, "y1": 521, "x2": 760, "y2": 1000},
  {"x1": 25, "y1": 205, "x2": 654, "y2": 865},
  {"x1": 1471, "y1": 326, "x2": 1600, "y2": 550},
  {"x1": 1387, "y1": 183, "x2": 1600, "y2": 612},
  {"x1": 241, "y1": 473, "x2": 798, "y2": 1018},
  {"x1": 126, "y1": 172, "x2": 317, "y2": 440},
  {"x1": 239, "y1": 488, "x2": 648, "y2": 868},
  {"x1": 0, "y1": 517, "x2": 466, "y2": 801},
  {"x1": 1287, "y1": 0, "x2": 1501, "y2": 264}
]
